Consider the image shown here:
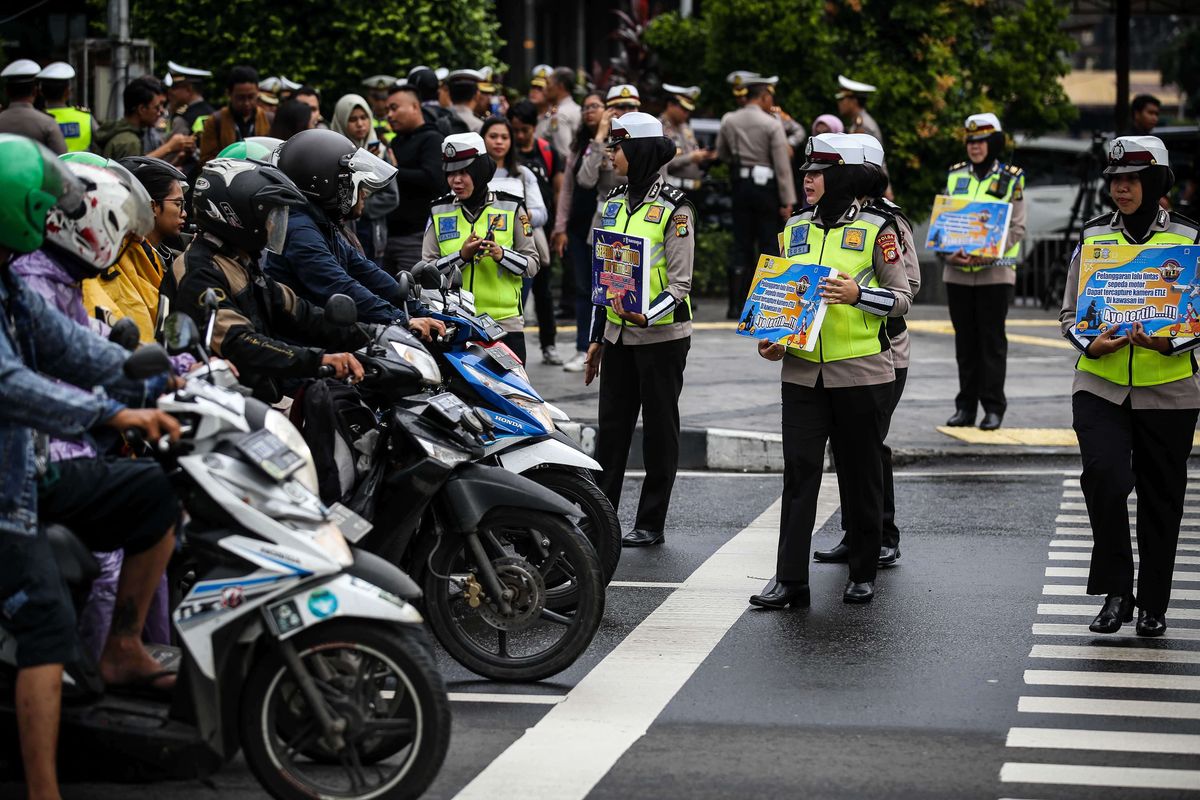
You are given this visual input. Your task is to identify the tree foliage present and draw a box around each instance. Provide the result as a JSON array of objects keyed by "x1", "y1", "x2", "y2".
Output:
[
  {"x1": 645, "y1": 0, "x2": 1077, "y2": 217},
  {"x1": 1160, "y1": 22, "x2": 1200, "y2": 117},
  {"x1": 118, "y1": 0, "x2": 504, "y2": 112}
]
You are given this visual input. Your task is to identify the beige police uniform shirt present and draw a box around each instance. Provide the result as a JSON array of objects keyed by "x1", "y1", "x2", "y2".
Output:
[
  {"x1": 451, "y1": 104, "x2": 482, "y2": 133},
  {"x1": 716, "y1": 104, "x2": 796, "y2": 206},
  {"x1": 661, "y1": 114, "x2": 704, "y2": 188},
  {"x1": 883, "y1": 211, "x2": 922, "y2": 370},
  {"x1": 940, "y1": 161, "x2": 1028, "y2": 287},
  {"x1": 0, "y1": 101, "x2": 67, "y2": 154},
  {"x1": 536, "y1": 95, "x2": 580, "y2": 160}
]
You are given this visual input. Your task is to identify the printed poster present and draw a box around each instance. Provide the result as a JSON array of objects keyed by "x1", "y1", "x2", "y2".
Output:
[
  {"x1": 735, "y1": 254, "x2": 834, "y2": 352},
  {"x1": 591, "y1": 229, "x2": 650, "y2": 315},
  {"x1": 1075, "y1": 244, "x2": 1200, "y2": 338},
  {"x1": 925, "y1": 194, "x2": 1012, "y2": 259}
]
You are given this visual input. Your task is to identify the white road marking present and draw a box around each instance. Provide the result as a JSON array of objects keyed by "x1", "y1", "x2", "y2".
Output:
[
  {"x1": 608, "y1": 581, "x2": 685, "y2": 589},
  {"x1": 1046, "y1": 566, "x2": 1200, "y2": 581},
  {"x1": 1043, "y1": 584, "x2": 1200, "y2": 601},
  {"x1": 1029, "y1": 644, "x2": 1200, "y2": 664},
  {"x1": 1033, "y1": 622, "x2": 1200, "y2": 640},
  {"x1": 1000, "y1": 762, "x2": 1200, "y2": 790},
  {"x1": 448, "y1": 693, "x2": 565, "y2": 705},
  {"x1": 1018, "y1": 695, "x2": 1200, "y2": 720},
  {"x1": 1024, "y1": 668, "x2": 1200, "y2": 691},
  {"x1": 1037, "y1": 603, "x2": 1200, "y2": 621},
  {"x1": 1048, "y1": 540, "x2": 1200, "y2": 551},
  {"x1": 1053, "y1": 526, "x2": 1200, "y2": 540},
  {"x1": 1057, "y1": 514, "x2": 1200, "y2": 526},
  {"x1": 1060, "y1": 501, "x2": 1200, "y2": 512},
  {"x1": 451, "y1": 474, "x2": 839, "y2": 800},
  {"x1": 1046, "y1": 551, "x2": 1200, "y2": 564},
  {"x1": 896, "y1": 469, "x2": 1075, "y2": 478},
  {"x1": 1006, "y1": 726, "x2": 1200, "y2": 754}
]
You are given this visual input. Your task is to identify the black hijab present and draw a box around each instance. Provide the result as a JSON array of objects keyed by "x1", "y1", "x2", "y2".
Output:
[
  {"x1": 816, "y1": 164, "x2": 874, "y2": 227},
  {"x1": 460, "y1": 155, "x2": 497, "y2": 214},
  {"x1": 1116, "y1": 165, "x2": 1171, "y2": 242},
  {"x1": 970, "y1": 132, "x2": 1007, "y2": 180},
  {"x1": 620, "y1": 136, "x2": 676, "y2": 208}
]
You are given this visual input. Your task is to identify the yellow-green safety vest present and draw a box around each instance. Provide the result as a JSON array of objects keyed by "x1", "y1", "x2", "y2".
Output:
[
  {"x1": 432, "y1": 197, "x2": 523, "y2": 321},
  {"x1": 598, "y1": 189, "x2": 692, "y2": 327},
  {"x1": 944, "y1": 160, "x2": 1025, "y2": 268},
  {"x1": 779, "y1": 207, "x2": 888, "y2": 363},
  {"x1": 1076, "y1": 215, "x2": 1200, "y2": 387},
  {"x1": 47, "y1": 106, "x2": 92, "y2": 152}
]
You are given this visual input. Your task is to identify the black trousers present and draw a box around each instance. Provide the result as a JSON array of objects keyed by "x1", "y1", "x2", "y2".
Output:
[
  {"x1": 837, "y1": 366, "x2": 907, "y2": 548},
  {"x1": 946, "y1": 283, "x2": 1013, "y2": 417},
  {"x1": 779, "y1": 378, "x2": 892, "y2": 584},
  {"x1": 523, "y1": 266, "x2": 557, "y2": 349},
  {"x1": 595, "y1": 335, "x2": 690, "y2": 532},
  {"x1": 1073, "y1": 391, "x2": 1197, "y2": 615},
  {"x1": 730, "y1": 179, "x2": 782, "y2": 312},
  {"x1": 502, "y1": 331, "x2": 527, "y2": 365}
]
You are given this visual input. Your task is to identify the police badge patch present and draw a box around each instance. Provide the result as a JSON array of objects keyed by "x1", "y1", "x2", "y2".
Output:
[
  {"x1": 645, "y1": 205, "x2": 664, "y2": 223},
  {"x1": 878, "y1": 232, "x2": 900, "y2": 264},
  {"x1": 954, "y1": 177, "x2": 970, "y2": 194},
  {"x1": 842, "y1": 227, "x2": 866, "y2": 251},
  {"x1": 519, "y1": 213, "x2": 532, "y2": 237},
  {"x1": 787, "y1": 224, "x2": 810, "y2": 257},
  {"x1": 487, "y1": 213, "x2": 508, "y2": 233},
  {"x1": 437, "y1": 216, "x2": 458, "y2": 242},
  {"x1": 672, "y1": 214, "x2": 689, "y2": 237}
]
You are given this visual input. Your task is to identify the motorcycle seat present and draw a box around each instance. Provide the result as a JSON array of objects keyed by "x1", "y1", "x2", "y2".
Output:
[{"x1": 45, "y1": 524, "x2": 101, "y2": 588}]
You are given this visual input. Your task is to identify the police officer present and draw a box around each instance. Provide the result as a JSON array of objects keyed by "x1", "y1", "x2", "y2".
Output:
[
  {"x1": 751, "y1": 134, "x2": 913, "y2": 608},
  {"x1": 660, "y1": 84, "x2": 714, "y2": 194},
  {"x1": 165, "y1": 61, "x2": 212, "y2": 172},
  {"x1": 583, "y1": 112, "x2": 694, "y2": 548},
  {"x1": 0, "y1": 59, "x2": 67, "y2": 154},
  {"x1": 446, "y1": 69, "x2": 485, "y2": 133},
  {"x1": 577, "y1": 85, "x2": 641, "y2": 233},
  {"x1": 837, "y1": 75, "x2": 882, "y2": 142},
  {"x1": 1059, "y1": 135, "x2": 1200, "y2": 638},
  {"x1": 717, "y1": 73, "x2": 795, "y2": 318},
  {"x1": 726, "y1": 70, "x2": 757, "y2": 108},
  {"x1": 36, "y1": 62, "x2": 95, "y2": 153},
  {"x1": 814, "y1": 133, "x2": 920, "y2": 568},
  {"x1": 942, "y1": 113, "x2": 1026, "y2": 431},
  {"x1": 363, "y1": 74, "x2": 399, "y2": 144},
  {"x1": 421, "y1": 132, "x2": 539, "y2": 362},
  {"x1": 536, "y1": 66, "x2": 582, "y2": 160}
]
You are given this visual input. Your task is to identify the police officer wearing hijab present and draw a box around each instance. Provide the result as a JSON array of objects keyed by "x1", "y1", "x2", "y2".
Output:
[
  {"x1": 584, "y1": 112, "x2": 695, "y2": 548},
  {"x1": 751, "y1": 134, "x2": 913, "y2": 608},
  {"x1": 1060, "y1": 135, "x2": 1200, "y2": 638}
]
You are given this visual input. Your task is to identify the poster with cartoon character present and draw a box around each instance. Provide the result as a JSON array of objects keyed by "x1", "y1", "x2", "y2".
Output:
[
  {"x1": 735, "y1": 254, "x2": 835, "y2": 352},
  {"x1": 1076, "y1": 244, "x2": 1200, "y2": 338},
  {"x1": 592, "y1": 229, "x2": 650, "y2": 314},
  {"x1": 925, "y1": 195, "x2": 1012, "y2": 259}
]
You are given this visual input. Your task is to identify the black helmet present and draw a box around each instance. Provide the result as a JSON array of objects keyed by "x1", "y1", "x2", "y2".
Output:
[
  {"x1": 192, "y1": 158, "x2": 306, "y2": 255},
  {"x1": 118, "y1": 155, "x2": 189, "y2": 197},
  {"x1": 276, "y1": 128, "x2": 396, "y2": 220}
]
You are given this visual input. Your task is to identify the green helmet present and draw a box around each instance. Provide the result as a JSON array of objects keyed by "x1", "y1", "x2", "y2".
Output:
[
  {"x1": 219, "y1": 138, "x2": 281, "y2": 162},
  {"x1": 59, "y1": 151, "x2": 110, "y2": 168},
  {"x1": 0, "y1": 134, "x2": 87, "y2": 254}
]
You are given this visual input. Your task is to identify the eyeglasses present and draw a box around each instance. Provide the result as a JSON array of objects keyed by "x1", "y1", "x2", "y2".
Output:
[
  {"x1": 583, "y1": 103, "x2": 604, "y2": 111},
  {"x1": 160, "y1": 198, "x2": 185, "y2": 209}
]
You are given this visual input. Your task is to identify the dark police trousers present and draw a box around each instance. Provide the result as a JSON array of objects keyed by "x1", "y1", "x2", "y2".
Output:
[
  {"x1": 837, "y1": 366, "x2": 907, "y2": 549},
  {"x1": 595, "y1": 334, "x2": 690, "y2": 533},
  {"x1": 946, "y1": 283, "x2": 1012, "y2": 417},
  {"x1": 779, "y1": 377, "x2": 892, "y2": 585},
  {"x1": 1073, "y1": 390, "x2": 1198, "y2": 615},
  {"x1": 730, "y1": 179, "x2": 782, "y2": 312}
]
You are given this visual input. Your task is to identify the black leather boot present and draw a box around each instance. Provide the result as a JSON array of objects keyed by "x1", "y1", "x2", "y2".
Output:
[
  {"x1": 843, "y1": 580, "x2": 875, "y2": 604},
  {"x1": 1088, "y1": 593, "x2": 1134, "y2": 633},
  {"x1": 979, "y1": 412, "x2": 1003, "y2": 431},
  {"x1": 877, "y1": 546, "x2": 900, "y2": 567},
  {"x1": 945, "y1": 409, "x2": 974, "y2": 427},
  {"x1": 813, "y1": 542, "x2": 850, "y2": 562},
  {"x1": 1136, "y1": 608, "x2": 1167, "y2": 637},
  {"x1": 622, "y1": 529, "x2": 664, "y2": 547},
  {"x1": 749, "y1": 579, "x2": 810, "y2": 609}
]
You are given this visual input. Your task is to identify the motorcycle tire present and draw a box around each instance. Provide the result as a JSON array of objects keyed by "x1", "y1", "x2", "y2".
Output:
[
  {"x1": 524, "y1": 466, "x2": 621, "y2": 585},
  {"x1": 423, "y1": 508, "x2": 604, "y2": 682},
  {"x1": 239, "y1": 621, "x2": 450, "y2": 800}
]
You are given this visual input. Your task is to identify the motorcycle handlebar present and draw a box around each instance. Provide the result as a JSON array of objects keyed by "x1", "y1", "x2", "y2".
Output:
[{"x1": 316, "y1": 365, "x2": 336, "y2": 378}]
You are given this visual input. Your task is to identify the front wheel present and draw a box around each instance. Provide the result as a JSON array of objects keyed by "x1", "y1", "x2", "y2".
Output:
[
  {"x1": 239, "y1": 621, "x2": 450, "y2": 800},
  {"x1": 423, "y1": 509, "x2": 604, "y2": 682},
  {"x1": 524, "y1": 467, "x2": 621, "y2": 584}
]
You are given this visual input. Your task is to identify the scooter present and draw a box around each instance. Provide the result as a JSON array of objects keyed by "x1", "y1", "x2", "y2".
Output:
[{"x1": 0, "y1": 322, "x2": 451, "y2": 800}]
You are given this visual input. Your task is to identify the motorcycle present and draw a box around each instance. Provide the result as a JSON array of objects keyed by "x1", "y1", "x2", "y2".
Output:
[
  {"x1": 0, "y1": 324, "x2": 451, "y2": 800},
  {"x1": 320, "y1": 294, "x2": 606, "y2": 682},
  {"x1": 407, "y1": 262, "x2": 622, "y2": 584}
]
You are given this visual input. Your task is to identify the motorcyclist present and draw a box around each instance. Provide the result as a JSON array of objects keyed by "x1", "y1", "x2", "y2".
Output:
[
  {"x1": 162, "y1": 157, "x2": 369, "y2": 401},
  {"x1": 0, "y1": 134, "x2": 181, "y2": 800},
  {"x1": 266, "y1": 128, "x2": 445, "y2": 338}
]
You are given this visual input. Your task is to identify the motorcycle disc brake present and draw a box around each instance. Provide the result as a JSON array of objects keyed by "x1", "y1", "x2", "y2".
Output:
[{"x1": 475, "y1": 555, "x2": 546, "y2": 632}]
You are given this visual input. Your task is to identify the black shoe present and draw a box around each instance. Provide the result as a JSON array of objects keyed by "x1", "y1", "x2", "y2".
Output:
[
  {"x1": 749, "y1": 579, "x2": 810, "y2": 609},
  {"x1": 843, "y1": 580, "x2": 875, "y2": 604},
  {"x1": 979, "y1": 412, "x2": 1003, "y2": 431},
  {"x1": 1136, "y1": 608, "x2": 1167, "y2": 637},
  {"x1": 622, "y1": 528, "x2": 664, "y2": 547},
  {"x1": 945, "y1": 409, "x2": 975, "y2": 427},
  {"x1": 877, "y1": 546, "x2": 900, "y2": 567},
  {"x1": 814, "y1": 542, "x2": 850, "y2": 562},
  {"x1": 1088, "y1": 592, "x2": 1134, "y2": 633}
]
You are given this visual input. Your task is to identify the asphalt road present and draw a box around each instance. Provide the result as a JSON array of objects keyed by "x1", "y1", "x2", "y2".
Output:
[{"x1": 14, "y1": 463, "x2": 1200, "y2": 799}]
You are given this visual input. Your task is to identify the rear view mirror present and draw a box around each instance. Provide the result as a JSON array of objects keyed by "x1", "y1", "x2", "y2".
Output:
[
  {"x1": 162, "y1": 312, "x2": 199, "y2": 356},
  {"x1": 324, "y1": 293, "x2": 358, "y2": 327},
  {"x1": 396, "y1": 270, "x2": 415, "y2": 301},
  {"x1": 201, "y1": 288, "x2": 221, "y2": 313},
  {"x1": 107, "y1": 317, "x2": 141, "y2": 352},
  {"x1": 123, "y1": 344, "x2": 172, "y2": 379},
  {"x1": 414, "y1": 263, "x2": 443, "y2": 291},
  {"x1": 450, "y1": 267, "x2": 463, "y2": 290}
]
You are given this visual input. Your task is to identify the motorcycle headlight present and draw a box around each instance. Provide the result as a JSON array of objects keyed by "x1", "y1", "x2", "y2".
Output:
[
  {"x1": 264, "y1": 409, "x2": 319, "y2": 494},
  {"x1": 414, "y1": 434, "x2": 472, "y2": 467},
  {"x1": 313, "y1": 522, "x2": 354, "y2": 567},
  {"x1": 390, "y1": 341, "x2": 441, "y2": 385},
  {"x1": 543, "y1": 400, "x2": 570, "y2": 423},
  {"x1": 461, "y1": 362, "x2": 538, "y2": 403},
  {"x1": 510, "y1": 395, "x2": 555, "y2": 432}
]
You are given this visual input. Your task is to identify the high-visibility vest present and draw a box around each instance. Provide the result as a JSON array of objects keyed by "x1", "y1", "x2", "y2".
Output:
[
  {"x1": 779, "y1": 207, "x2": 889, "y2": 363},
  {"x1": 944, "y1": 160, "x2": 1025, "y2": 266},
  {"x1": 1075, "y1": 213, "x2": 1200, "y2": 387},
  {"x1": 47, "y1": 106, "x2": 93, "y2": 152},
  {"x1": 432, "y1": 197, "x2": 522, "y2": 321},
  {"x1": 597, "y1": 188, "x2": 692, "y2": 327}
]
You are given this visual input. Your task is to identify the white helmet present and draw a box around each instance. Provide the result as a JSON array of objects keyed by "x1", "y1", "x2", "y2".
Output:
[{"x1": 44, "y1": 162, "x2": 154, "y2": 275}]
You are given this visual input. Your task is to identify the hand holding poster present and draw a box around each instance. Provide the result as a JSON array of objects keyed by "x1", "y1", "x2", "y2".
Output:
[
  {"x1": 925, "y1": 194, "x2": 1012, "y2": 260},
  {"x1": 735, "y1": 254, "x2": 834, "y2": 352},
  {"x1": 1076, "y1": 244, "x2": 1200, "y2": 338},
  {"x1": 592, "y1": 229, "x2": 649, "y2": 315}
]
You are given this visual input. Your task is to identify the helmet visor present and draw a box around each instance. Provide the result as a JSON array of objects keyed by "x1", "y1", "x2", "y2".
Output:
[
  {"x1": 344, "y1": 147, "x2": 397, "y2": 192},
  {"x1": 264, "y1": 204, "x2": 289, "y2": 254}
]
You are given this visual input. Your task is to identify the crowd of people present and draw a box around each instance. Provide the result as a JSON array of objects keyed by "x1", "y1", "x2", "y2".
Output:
[{"x1": 0, "y1": 51, "x2": 1195, "y2": 800}]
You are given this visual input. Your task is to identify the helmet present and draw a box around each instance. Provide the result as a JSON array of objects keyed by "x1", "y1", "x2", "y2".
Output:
[
  {"x1": 277, "y1": 128, "x2": 396, "y2": 219},
  {"x1": 218, "y1": 136, "x2": 284, "y2": 163},
  {"x1": 44, "y1": 162, "x2": 155, "y2": 275},
  {"x1": 0, "y1": 134, "x2": 87, "y2": 253},
  {"x1": 192, "y1": 158, "x2": 307, "y2": 255},
  {"x1": 119, "y1": 155, "x2": 187, "y2": 186},
  {"x1": 59, "y1": 151, "x2": 156, "y2": 235}
]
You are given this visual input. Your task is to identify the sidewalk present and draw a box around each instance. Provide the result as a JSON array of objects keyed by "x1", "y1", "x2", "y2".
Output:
[{"x1": 522, "y1": 301, "x2": 1084, "y2": 470}]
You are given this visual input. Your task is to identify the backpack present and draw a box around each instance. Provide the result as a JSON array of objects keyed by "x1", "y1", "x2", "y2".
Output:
[{"x1": 299, "y1": 378, "x2": 379, "y2": 506}]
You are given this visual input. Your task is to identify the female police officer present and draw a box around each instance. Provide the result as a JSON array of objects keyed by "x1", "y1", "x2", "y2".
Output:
[
  {"x1": 1060, "y1": 135, "x2": 1200, "y2": 637},
  {"x1": 751, "y1": 134, "x2": 913, "y2": 607},
  {"x1": 583, "y1": 112, "x2": 694, "y2": 548}
]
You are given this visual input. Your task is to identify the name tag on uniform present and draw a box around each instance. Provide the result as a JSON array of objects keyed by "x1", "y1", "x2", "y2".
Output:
[
  {"x1": 58, "y1": 122, "x2": 80, "y2": 138},
  {"x1": 645, "y1": 205, "x2": 664, "y2": 223},
  {"x1": 601, "y1": 201, "x2": 621, "y2": 228},
  {"x1": 786, "y1": 224, "x2": 810, "y2": 257},
  {"x1": 841, "y1": 227, "x2": 866, "y2": 251},
  {"x1": 437, "y1": 217, "x2": 458, "y2": 241},
  {"x1": 953, "y1": 177, "x2": 970, "y2": 194}
]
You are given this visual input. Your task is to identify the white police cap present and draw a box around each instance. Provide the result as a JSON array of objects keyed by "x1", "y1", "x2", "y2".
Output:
[
  {"x1": 531, "y1": 64, "x2": 552, "y2": 88},
  {"x1": 606, "y1": 84, "x2": 641, "y2": 108},
  {"x1": 800, "y1": 132, "x2": 866, "y2": 171},
  {"x1": 363, "y1": 75, "x2": 399, "y2": 91},
  {"x1": 1104, "y1": 135, "x2": 1170, "y2": 174},
  {"x1": 435, "y1": 68, "x2": 449, "y2": 82},
  {"x1": 663, "y1": 83, "x2": 701, "y2": 111},
  {"x1": 441, "y1": 131, "x2": 486, "y2": 172},
  {"x1": 448, "y1": 68, "x2": 485, "y2": 83},
  {"x1": 167, "y1": 61, "x2": 212, "y2": 79},
  {"x1": 964, "y1": 112, "x2": 1002, "y2": 141},
  {"x1": 280, "y1": 76, "x2": 303, "y2": 92},
  {"x1": 836, "y1": 74, "x2": 876, "y2": 98},
  {"x1": 606, "y1": 111, "x2": 665, "y2": 146},
  {"x1": 36, "y1": 62, "x2": 75, "y2": 81},
  {"x1": 2, "y1": 59, "x2": 40, "y2": 80},
  {"x1": 846, "y1": 133, "x2": 884, "y2": 166}
]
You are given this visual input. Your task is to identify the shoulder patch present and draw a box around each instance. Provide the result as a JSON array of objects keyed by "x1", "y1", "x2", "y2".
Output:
[
  {"x1": 1083, "y1": 211, "x2": 1114, "y2": 229},
  {"x1": 605, "y1": 185, "x2": 628, "y2": 201},
  {"x1": 433, "y1": 192, "x2": 456, "y2": 206},
  {"x1": 948, "y1": 161, "x2": 968, "y2": 172},
  {"x1": 1005, "y1": 164, "x2": 1024, "y2": 177},
  {"x1": 659, "y1": 184, "x2": 687, "y2": 205},
  {"x1": 672, "y1": 213, "x2": 690, "y2": 238},
  {"x1": 878, "y1": 231, "x2": 900, "y2": 264}
]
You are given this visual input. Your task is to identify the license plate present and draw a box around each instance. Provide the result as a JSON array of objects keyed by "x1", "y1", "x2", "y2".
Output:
[
  {"x1": 328, "y1": 502, "x2": 372, "y2": 543},
  {"x1": 485, "y1": 343, "x2": 521, "y2": 372},
  {"x1": 237, "y1": 429, "x2": 304, "y2": 482},
  {"x1": 475, "y1": 313, "x2": 505, "y2": 340}
]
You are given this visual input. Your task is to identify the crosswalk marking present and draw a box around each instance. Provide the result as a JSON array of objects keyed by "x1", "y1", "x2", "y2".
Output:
[
  {"x1": 1046, "y1": 566, "x2": 1200, "y2": 581},
  {"x1": 1047, "y1": 551, "x2": 1200, "y2": 565},
  {"x1": 1043, "y1": 584, "x2": 1200, "y2": 601},
  {"x1": 1053, "y1": 526, "x2": 1200, "y2": 540},
  {"x1": 1037, "y1": 603, "x2": 1200, "y2": 621},
  {"x1": 1018, "y1": 695, "x2": 1200, "y2": 720},
  {"x1": 1057, "y1": 514, "x2": 1200, "y2": 526},
  {"x1": 1006, "y1": 726, "x2": 1200, "y2": 754},
  {"x1": 1000, "y1": 762, "x2": 1200, "y2": 790},
  {"x1": 1059, "y1": 501, "x2": 1200, "y2": 512},
  {"x1": 1024, "y1": 668, "x2": 1200, "y2": 691},
  {"x1": 1033, "y1": 622, "x2": 1200, "y2": 640},
  {"x1": 1048, "y1": 540, "x2": 1200, "y2": 551},
  {"x1": 1029, "y1": 644, "x2": 1200, "y2": 664}
]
